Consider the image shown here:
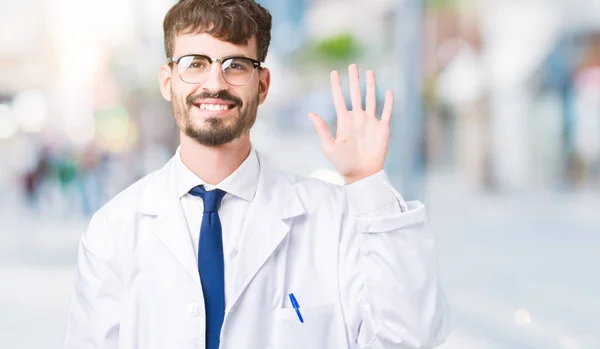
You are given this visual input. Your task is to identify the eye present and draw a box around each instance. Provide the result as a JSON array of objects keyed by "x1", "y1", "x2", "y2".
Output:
[
  {"x1": 180, "y1": 55, "x2": 211, "y2": 70},
  {"x1": 224, "y1": 58, "x2": 252, "y2": 71},
  {"x1": 190, "y1": 62, "x2": 206, "y2": 69},
  {"x1": 230, "y1": 63, "x2": 245, "y2": 70}
]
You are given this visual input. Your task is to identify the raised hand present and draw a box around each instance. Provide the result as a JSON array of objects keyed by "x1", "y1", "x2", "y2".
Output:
[{"x1": 309, "y1": 64, "x2": 394, "y2": 184}]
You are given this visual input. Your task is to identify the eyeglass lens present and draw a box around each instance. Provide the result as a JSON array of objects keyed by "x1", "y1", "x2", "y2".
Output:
[{"x1": 176, "y1": 55, "x2": 256, "y2": 86}]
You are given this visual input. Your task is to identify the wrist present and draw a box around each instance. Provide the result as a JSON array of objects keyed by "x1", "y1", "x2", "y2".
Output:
[{"x1": 343, "y1": 169, "x2": 381, "y2": 184}]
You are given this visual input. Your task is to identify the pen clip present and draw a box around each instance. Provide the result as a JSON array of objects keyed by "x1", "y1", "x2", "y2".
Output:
[{"x1": 289, "y1": 293, "x2": 304, "y2": 323}]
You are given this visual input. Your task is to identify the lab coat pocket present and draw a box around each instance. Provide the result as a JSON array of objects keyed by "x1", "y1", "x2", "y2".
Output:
[{"x1": 272, "y1": 303, "x2": 345, "y2": 349}]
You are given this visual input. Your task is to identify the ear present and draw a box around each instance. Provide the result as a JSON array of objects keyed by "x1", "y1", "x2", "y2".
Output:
[
  {"x1": 258, "y1": 67, "x2": 271, "y2": 105},
  {"x1": 159, "y1": 64, "x2": 173, "y2": 102}
]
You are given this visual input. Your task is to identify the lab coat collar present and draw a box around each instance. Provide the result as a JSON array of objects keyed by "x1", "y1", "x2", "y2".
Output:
[
  {"x1": 136, "y1": 157, "x2": 200, "y2": 284},
  {"x1": 225, "y1": 151, "x2": 305, "y2": 313},
  {"x1": 136, "y1": 150, "x2": 306, "y2": 289}
]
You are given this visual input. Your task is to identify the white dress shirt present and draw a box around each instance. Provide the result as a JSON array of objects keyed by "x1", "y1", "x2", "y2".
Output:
[{"x1": 173, "y1": 146, "x2": 260, "y2": 306}]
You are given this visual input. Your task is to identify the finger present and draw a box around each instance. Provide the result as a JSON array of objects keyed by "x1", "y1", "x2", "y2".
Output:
[
  {"x1": 365, "y1": 70, "x2": 376, "y2": 116},
  {"x1": 381, "y1": 90, "x2": 394, "y2": 123},
  {"x1": 308, "y1": 112, "x2": 335, "y2": 149},
  {"x1": 348, "y1": 64, "x2": 363, "y2": 111},
  {"x1": 330, "y1": 71, "x2": 348, "y2": 115}
]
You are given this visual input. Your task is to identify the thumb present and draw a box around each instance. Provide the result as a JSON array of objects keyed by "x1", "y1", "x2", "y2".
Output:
[{"x1": 308, "y1": 112, "x2": 334, "y2": 150}]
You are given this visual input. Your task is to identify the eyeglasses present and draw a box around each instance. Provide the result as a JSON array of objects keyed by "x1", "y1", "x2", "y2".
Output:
[{"x1": 170, "y1": 54, "x2": 262, "y2": 86}]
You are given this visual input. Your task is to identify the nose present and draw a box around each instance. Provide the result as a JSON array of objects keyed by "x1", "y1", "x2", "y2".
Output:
[{"x1": 201, "y1": 62, "x2": 229, "y2": 93}]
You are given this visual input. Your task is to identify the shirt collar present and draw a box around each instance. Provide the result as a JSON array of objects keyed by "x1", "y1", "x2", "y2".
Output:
[{"x1": 173, "y1": 145, "x2": 260, "y2": 202}]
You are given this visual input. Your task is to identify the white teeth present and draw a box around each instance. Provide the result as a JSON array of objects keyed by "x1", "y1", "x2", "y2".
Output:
[{"x1": 199, "y1": 103, "x2": 229, "y2": 111}]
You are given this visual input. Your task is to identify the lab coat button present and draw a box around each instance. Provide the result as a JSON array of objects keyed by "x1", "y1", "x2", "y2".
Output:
[{"x1": 188, "y1": 302, "x2": 202, "y2": 316}]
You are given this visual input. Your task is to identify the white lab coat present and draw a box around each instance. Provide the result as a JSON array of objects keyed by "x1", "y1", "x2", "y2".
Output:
[{"x1": 65, "y1": 151, "x2": 453, "y2": 349}]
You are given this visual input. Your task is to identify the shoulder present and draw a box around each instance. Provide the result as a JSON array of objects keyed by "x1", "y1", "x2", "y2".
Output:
[
  {"x1": 91, "y1": 160, "x2": 171, "y2": 225},
  {"x1": 291, "y1": 172, "x2": 343, "y2": 197},
  {"x1": 256, "y1": 152, "x2": 346, "y2": 206},
  {"x1": 274, "y1": 168, "x2": 347, "y2": 211},
  {"x1": 80, "y1": 160, "x2": 172, "y2": 257}
]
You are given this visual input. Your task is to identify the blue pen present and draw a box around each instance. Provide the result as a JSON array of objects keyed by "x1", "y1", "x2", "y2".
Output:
[{"x1": 289, "y1": 293, "x2": 304, "y2": 323}]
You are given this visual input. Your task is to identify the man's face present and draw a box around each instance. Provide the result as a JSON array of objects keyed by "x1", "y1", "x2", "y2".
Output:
[{"x1": 159, "y1": 33, "x2": 270, "y2": 147}]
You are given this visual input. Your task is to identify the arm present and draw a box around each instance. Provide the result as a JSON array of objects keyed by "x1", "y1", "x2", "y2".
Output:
[
  {"x1": 65, "y1": 211, "x2": 123, "y2": 349},
  {"x1": 338, "y1": 171, "x2": 453, "y2": 348},
  {"x1": 309, "y1": 64, "x2": 453, "y2": 347}
]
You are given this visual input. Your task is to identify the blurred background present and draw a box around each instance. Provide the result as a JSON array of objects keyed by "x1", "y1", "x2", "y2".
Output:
[{"x1": 1, "y1": 0, "x2": 599, "y2": 348}]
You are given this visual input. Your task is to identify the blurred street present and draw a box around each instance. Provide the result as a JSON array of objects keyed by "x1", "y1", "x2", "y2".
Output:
[
  {"x1": 428, "y1": 175, "x2": 600, "y2": 349},
  {"x1": 1, "y1": 173, "x2": 598, "y2": 349}
]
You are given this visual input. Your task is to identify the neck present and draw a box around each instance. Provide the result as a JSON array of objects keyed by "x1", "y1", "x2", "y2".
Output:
[{"x1": 179, "y1": 132, "x2": 251, "y2": 185}]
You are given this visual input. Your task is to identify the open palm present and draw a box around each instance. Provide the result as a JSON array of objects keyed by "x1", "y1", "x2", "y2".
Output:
[{"x1": 309, "y1": 64, "x2": 394, "y2": 184}]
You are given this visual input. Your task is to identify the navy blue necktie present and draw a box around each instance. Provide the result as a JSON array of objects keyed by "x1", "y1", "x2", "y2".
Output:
[{"x1": 189, "y1": 185, "x2": 227, "y2": 349}]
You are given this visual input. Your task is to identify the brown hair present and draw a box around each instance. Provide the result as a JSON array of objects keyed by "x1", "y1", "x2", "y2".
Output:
[{"x1": 163, "y1": 0, "x2": 272, "y2": 62}]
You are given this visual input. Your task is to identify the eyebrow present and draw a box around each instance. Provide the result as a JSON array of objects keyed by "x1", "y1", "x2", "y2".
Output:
[
  {"x1": 222, "y1": 53, "x2": 252, "y2": 60},
  {"x1": 179, "y1": 53, "x2": 254, "y2": 60}
]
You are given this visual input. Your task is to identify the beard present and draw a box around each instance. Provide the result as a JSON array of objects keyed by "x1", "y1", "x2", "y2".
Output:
[{"x1": 172, "y1": 89, "x2": 259, "y2": 147}]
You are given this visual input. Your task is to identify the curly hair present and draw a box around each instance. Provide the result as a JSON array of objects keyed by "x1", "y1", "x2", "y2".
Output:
[{"x1": 163, "y1": 0, "x2": 272, "y2": 62}]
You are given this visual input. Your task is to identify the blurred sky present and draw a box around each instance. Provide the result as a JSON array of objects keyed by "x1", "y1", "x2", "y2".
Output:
[{"x1": 0, "y1": 0, "x2": 599, "y2": 348}]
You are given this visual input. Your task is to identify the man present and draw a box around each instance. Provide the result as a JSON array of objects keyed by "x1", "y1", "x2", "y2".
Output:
[{"x1": 65, "y1": 0, "x2": 453, "y2": 348}]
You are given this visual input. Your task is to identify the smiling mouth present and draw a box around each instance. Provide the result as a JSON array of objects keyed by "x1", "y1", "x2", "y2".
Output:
[{"x1": 193, "y1": 103, "x2": 236, "y2": 111}]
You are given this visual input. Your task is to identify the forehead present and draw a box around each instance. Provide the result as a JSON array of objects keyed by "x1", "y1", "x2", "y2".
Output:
[{"x1": 173, "y1": 33, "x2": 258, "y2": 59}]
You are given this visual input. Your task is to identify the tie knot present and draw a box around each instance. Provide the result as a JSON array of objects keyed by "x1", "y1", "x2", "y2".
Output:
[{"x1": 189, "y1": 185, "x2": 226, "y2": 213}]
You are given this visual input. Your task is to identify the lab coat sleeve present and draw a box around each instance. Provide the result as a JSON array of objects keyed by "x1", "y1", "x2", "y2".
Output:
[
  {"x1": 64, "y1": 210, "x2": 123, "y2": 349},
  {"x1": 338, "y1": 171, "x2": 453, "y2": 349}
]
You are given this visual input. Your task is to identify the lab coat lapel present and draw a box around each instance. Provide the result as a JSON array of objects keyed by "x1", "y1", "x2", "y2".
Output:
[
  {"x1": 137, "y1": 158, "x2": 200, "y2": 286},
  {"x1": 226, "y1": 155, "x2": 305, "y2": 312}
]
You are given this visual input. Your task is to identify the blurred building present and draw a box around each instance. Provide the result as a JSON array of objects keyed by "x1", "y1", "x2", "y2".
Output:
[{"x1": 424, "y1": 0, "x2": 600, "y2": 192}]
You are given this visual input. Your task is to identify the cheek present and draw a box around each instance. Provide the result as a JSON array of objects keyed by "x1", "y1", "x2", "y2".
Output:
[
  {"x1": 239, "y1": 85, "x2": 260, "y2": 104},
  {"x1": 171, "y1": 84, "x2": 193, "y2": 105}
]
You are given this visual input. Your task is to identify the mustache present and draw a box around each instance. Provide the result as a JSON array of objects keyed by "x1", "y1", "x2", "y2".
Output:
[{"x1": 187, "y1": 91, "x2": 242, "y2": 107}]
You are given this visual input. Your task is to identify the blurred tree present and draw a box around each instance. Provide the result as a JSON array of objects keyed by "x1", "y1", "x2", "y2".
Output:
[
  {"x1": 313, "y1": 33, "x2": 361, "y2": 62},
  {"x1": 424, "y1": 0, "x2": 460, "y2": 11},
  {"x1": 293, "y1": 32, "x2": 363, "y2": 73}
]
